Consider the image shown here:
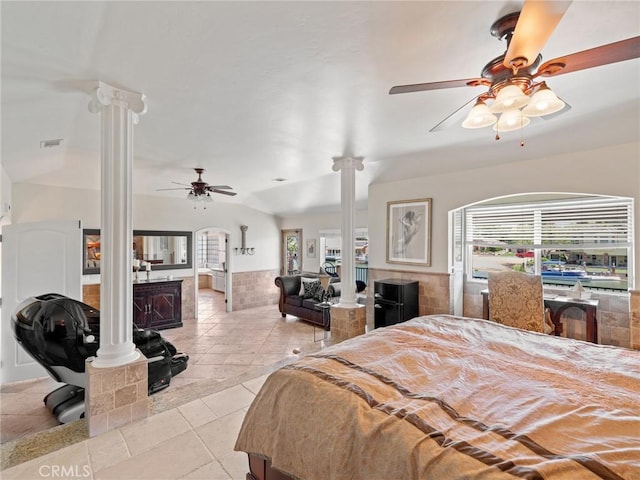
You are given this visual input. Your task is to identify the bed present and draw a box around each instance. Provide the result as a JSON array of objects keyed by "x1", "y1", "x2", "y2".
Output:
[{"x1": 234, "y1": 315, "x2": 640, "y2": 480}]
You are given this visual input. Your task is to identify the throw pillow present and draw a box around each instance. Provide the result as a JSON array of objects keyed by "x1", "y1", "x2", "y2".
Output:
[
  {"x1": 303, "y1": 280, "x2": 321, "y2": 299},
  {"x1": 299, "y1": 276, "x2": 318, "y2": 296},
  {"x1": 313, "y1": 282, "x2": 325, "y2": 301},
  {"x1": 327, "y1": 282, "x2": 341, "y2": 298}
]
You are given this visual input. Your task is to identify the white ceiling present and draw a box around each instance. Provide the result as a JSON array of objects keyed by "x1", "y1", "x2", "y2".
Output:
[{"x1": 2, "y1": 1, "x2": 639, "y2": 216}]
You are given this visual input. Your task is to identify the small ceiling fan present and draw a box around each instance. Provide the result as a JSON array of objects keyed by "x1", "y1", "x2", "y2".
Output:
[
  {"x1": 158, "y1": 168, "x2": 237, "y2": 200},
  {"x1": 389, "y1": 0, "x2": 640, "y2": 135}
]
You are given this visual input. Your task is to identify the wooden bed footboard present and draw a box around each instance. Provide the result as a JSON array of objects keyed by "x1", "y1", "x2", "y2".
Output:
[{"x1": 247, "y1": 453, "x2": 296, "y2": 480}]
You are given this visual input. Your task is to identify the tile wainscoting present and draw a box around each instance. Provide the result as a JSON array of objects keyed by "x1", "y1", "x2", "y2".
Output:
[
  {"x1": 365, "y1": 268, "x2": 451, "y2": 330},
  {"x1": 630, "y1": 290, "x2": 640, "y2": 350},
  {"x1": 231, "y1": 269, "x2": 280, "y2": 311}
]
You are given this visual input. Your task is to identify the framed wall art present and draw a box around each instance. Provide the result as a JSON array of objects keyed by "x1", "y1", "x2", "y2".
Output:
[
  {"x1": 386, "y1": 198, "x2": 432, "y2": 266},
  {"x1": 306, "y1": 238, "x2": 317, "y2": 258}
]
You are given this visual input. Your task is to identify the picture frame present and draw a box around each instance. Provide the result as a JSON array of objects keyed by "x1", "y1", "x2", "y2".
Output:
[
  {"x1": 306, "y1": 238, "x2": 317, "y2": 258},
  {"x1": 386, "y1": 198, "x2": 432, "y2": 266}
]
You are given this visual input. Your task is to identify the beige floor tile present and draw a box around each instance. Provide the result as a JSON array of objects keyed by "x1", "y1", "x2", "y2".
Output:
[
  {"x1": 206, "y1": 344, "x2": 261, "y2": 354},
  {"x1": 241, "y1": 374, "x2": 270, "y2": 395},
  {"x1": 95, "y1": 431, "x2": 212, "y2": 480},
  {"x1": 178, "y1": 399, "x2": 218, "y2": 428},
  {"x1": 0, "y1": 414, "x2": 60, "y2": 443},
  {"x1": 119, "y1": 408, "x2": 191, "y2": 457},
  {"x1": 208, "y1": 365, "x2": 253, "y2": 381},
  {"x1": 194, "y1": 353, "x2": 229, "y2": 365},
  {"x1": 180, "y1": 460, "x2": 231, "y2": 480},
  {"x1": 223, "y1": 353, "x2": 256, "y2": 365},
  {"x1": 195, "y1": 409, "x2": 246, "y2": 459},
  {"x1": 200, "y1": 385, "x2": 255, "y2": 418},
  {"x1": 86, "y1": 428, "x2": 130, "y2": 473},
  {"x1": 217, "y1": 451, "x2": 250, "y2": 479}
]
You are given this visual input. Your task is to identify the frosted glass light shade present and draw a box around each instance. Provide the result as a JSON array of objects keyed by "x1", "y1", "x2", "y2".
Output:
[
  {"x1": 490, "y1": 84, "x2": 530, "y2": 113},
  {"x1": 462, "y1": 100, "x2": 497, "y2": 129},
  {"x1": 492, "y1": 109, "x2": 530, "y2": 132},
  {"x1": 522, "y1": 83, "x2": 565, "y2": 117}
]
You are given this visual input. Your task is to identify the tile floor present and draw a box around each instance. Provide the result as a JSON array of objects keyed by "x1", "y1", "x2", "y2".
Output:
[{"x1": 1, "y1": 289, "x2": 330, "y2": 478}]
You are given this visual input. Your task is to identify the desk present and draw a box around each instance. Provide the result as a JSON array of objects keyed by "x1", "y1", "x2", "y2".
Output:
[{"x1": 481, "y1": 290, "x2": 599, "y2": 343}]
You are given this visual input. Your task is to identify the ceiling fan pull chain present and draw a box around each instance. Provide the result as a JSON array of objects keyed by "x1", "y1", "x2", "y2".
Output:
[{"x1": 520, "y1": 117, "x2": 525, "y2": 147}]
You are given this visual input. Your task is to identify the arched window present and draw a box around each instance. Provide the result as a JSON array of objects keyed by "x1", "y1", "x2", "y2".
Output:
[{"x1": 455, "y1": 193, "x2": 633, "y2": 292}]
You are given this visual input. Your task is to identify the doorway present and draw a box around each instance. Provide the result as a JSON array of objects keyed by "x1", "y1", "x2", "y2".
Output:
[
  {"x1": 281, "y1": 229, "x2": 302, "y2": 276},
  {"x1": 194, "y1": 227, "x2": 231, "y2": 318}
]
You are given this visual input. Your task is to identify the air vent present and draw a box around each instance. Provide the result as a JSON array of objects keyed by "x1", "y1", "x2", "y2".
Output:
[{"x1": 40, "y1": 139, "x2": 63, "y2": 148}]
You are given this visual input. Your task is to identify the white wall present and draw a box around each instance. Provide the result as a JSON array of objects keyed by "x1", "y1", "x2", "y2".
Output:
[
  {"x1": 1, "y1": 167, "x2": 12, "y2": 220},
  {"x1": 278, "y1": 210, "x2": 368, "y2": 273},
  {"x1": 11, "y1": 184, "x2": 281, "y2": 277},
  {"x1": 368, "y1": 142, "x2": 640, "y2": 284}
]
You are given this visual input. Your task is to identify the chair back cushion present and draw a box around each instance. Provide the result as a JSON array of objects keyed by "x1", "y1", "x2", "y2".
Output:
[{"x1": 488, "y1": 271, "x2": 545, "y2": 333}]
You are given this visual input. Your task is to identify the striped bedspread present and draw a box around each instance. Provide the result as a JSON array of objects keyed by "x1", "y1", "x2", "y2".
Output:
[{"x1": 235, "y1": 315, "x2": 639, "y2": 480}]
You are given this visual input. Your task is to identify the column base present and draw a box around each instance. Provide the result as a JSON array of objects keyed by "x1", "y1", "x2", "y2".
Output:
[
  {"x1": 330, "y1": 304, "x2": 366, "y2": 343},
  {"x1": 86, "y1": 350, "x2": 148, "y2": 437}
]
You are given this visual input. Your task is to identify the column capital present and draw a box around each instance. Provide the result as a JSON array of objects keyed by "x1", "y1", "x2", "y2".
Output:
[
  {"x1": 88, "y1": 81, "x2": 148, "y2": 121},
  {"x1": 332, "y1": 156, "x2": 364, "y2": 172}
]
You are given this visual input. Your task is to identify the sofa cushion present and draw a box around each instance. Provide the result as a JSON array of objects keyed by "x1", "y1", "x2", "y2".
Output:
[
  {"x1": 285, "y1": 295, "x2": 303, "y2": 307},
  {"x1": 302, "y1": 298, "x2": 320, "y2": 310}
]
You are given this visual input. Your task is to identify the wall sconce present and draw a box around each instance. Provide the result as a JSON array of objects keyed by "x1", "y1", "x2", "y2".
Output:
[{"x1": 234, "y1": 225, "x2": 255, "y2": 255}]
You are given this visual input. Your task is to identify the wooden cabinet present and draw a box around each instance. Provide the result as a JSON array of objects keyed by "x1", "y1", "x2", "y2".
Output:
[{"x1": 133, "y1": 279, "x2": 183, "y2": 330}]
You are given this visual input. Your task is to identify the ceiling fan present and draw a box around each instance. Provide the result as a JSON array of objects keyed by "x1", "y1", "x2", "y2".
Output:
[
  {"x1": 389, "y1": 0, "x2": 640, "y2": 136},
  {"x1": 158, "y1": 168, "x2": 237, "y2": 205}
]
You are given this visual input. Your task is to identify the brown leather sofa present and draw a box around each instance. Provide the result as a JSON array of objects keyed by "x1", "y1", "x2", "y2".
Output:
[{"x1": 274, "y1": 274, "x2": 341, "y2": 329}]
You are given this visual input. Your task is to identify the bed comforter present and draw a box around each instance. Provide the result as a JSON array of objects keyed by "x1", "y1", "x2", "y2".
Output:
[{"x1": 234, "y1": 315, "x2": 639, "y2": 480}]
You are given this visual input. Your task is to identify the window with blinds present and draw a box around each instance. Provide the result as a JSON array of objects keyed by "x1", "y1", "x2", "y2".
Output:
[
  {"x1": 467, "y1": 198, "x2": 632, "y2": 248},
  {"x1": 465, "y1": 196, "x2": 633, "y2": 290}
]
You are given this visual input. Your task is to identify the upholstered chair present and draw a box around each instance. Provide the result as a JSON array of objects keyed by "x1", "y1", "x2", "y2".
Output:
[{"x1": 488, "y1": 270, "x2": 554, "y2": 334}]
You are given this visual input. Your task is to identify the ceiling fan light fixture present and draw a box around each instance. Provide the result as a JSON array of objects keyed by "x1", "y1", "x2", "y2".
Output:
[
  {"x1": 490, "y1": 84, "x2": 530, "y2": 113},
  {"x1": 522, "y1": 82, "x2": 565, "y2": 117},
  {"x1": 492, "y1": 109, "x2": 530, "y2": 132},
  {"x1": 462, "y1": 99, "x2": 497, "y2": 129}
]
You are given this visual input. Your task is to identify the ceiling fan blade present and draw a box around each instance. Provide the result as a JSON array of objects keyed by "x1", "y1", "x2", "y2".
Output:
[
  {"x1": 504, "y1": 0, "x2": 572, "y2": 70},
  {"x1": 171, "y1": 181, "x2": 191, "y2": 187},
  {"x1": 156, "y1": 187, "x2": 190, "y2": 191},
  {"x1": 429, "y1": 95, "x2": 481, "y2": 132},
  {"x1": 389, "y1": 78, "x2": 486, "y2": 95},
  {"x1": 206, "y1": 185, "x2": 233, "y2": 190},
  {"x1": 535, "y1": 36, "x2": 640, "y2": 78},
  {"x1": 211, "y1": 189, "x2": 237, "y2": 196}
]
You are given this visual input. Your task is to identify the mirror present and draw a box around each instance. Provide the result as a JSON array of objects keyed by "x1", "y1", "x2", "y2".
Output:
[{"x1": 83, "y1": 229, "x2": 193, "y2": 274}]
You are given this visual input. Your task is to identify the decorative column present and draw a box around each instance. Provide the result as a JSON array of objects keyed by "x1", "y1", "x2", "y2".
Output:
[
  {"x1": 88, "y1": 81, "x2": 147, "y2": 367},
  {"x1": 330, "y1": 156, "x2": 366, "y2": 342}
]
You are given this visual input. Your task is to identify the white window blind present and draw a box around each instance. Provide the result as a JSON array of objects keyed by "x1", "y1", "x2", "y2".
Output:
[{"x1": 466, "y1": 198, "x2": 632, "y2": 248}]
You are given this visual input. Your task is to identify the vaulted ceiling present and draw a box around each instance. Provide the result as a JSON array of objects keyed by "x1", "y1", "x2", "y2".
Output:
[{"x1": 2, "y1": 1, "x2": 639, "y2": 215}]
